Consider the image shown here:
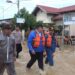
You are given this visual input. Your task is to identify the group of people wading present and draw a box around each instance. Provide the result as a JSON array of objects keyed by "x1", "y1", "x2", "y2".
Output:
[
  {"x1": 27, "y1": 23, "x2": 58, "y2": 75},
  {"x1": 0, "y1": 22, "x2": 58, "y2": 75}
]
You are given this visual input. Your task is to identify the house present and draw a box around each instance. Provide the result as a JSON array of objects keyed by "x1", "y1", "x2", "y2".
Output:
[
  {"x1": 32, "y1": 5, "x2": 59, "y2": 26},
  {"x1": 32, "y1": 5, "x2": 75, "y2": 36},
  {"x1": 0, "y1": 18, "x2": 13, "y2": 26}
]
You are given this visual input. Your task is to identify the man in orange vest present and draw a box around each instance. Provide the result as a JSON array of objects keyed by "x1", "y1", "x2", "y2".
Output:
[
  {"x1": 45, "y1": 28, "x2": 57, "y2": 68},
  {"x1": 26, "y1": 24, "x2": 46, "y2": 75}
]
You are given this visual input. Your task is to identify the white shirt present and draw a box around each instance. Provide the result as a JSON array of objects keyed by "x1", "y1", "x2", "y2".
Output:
[{"x1": 36, "y1": 30, "x2": 42, "y2": 37}]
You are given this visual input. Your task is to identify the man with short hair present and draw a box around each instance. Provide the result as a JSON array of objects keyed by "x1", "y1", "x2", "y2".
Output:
[
  {"x1": 26, "y1": 24, "x2": 46, "y2": 75},
  {"x1": 0, "y1": 23, "x2": 16, "y2": 75}
]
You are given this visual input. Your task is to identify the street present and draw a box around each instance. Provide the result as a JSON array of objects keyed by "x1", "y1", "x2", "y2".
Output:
[{"x1": 4, "y1": 45, "x2": 75, "y2": 75}]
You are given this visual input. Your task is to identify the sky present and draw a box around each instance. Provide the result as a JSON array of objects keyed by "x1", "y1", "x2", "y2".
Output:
[{"x1": 0, "y1": 0, "x2": 75, "y2": 19}]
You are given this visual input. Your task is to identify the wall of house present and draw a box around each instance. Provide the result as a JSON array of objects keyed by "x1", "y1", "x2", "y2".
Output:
[
  {"x1": 35, "y1": 10, "x2": 75, "y2": 36},
  {"x1": 55, "y1": 20, "x2": 75, "y2": 36},
  {"x1": 36, "y1": 10, "x2": 53, "y2": 23},
  {"x1": 55, "y1": 20, "x2": 63, "y2": 26},
  {"x1": 69, "y1": 25, "x2": 75, "y2": 36},
  {"x1": 63, "y1": 12, "x2": 75, "y2": 36},
  {"x1": 65, "y1": 25, "x2": 75, "y2": 36}
]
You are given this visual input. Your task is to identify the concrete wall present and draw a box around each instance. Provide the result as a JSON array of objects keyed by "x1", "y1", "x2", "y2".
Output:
[
  {"x1": 55, "y1": 20, "x2": 63, "y2": 26},
  {"x1": 36, "y1": 10, "x2": 53, "y2": 23},
  {"x1": 63, "y1": 12, "x2": 75, "y2": 36},
  {"x1": 69, "y1": 25, "x2": 75, "y2": 36},
  {"x1": 65, "y1": 25, "x2": 75, "y2": 36}
]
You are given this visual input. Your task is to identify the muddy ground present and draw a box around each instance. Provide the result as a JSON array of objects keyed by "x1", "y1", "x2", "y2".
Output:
[{"x1": 4, "y1": 45, "x2": 75, "y2": 75}]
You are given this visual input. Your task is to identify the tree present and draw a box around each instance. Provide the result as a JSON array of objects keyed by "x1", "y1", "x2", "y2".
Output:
[{"x1": 12, "y1": 8, "x2": 36, "y2": 31}]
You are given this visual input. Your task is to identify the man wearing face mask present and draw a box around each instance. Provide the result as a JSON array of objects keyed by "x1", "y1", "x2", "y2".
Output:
[{"x1": 0, "y1": 23, "x2": 16, "y2": 75}]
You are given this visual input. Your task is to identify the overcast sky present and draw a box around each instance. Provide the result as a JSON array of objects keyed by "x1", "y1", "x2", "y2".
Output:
[{"x1": 0, "y1": 0, "x2": 75, "y2": 19}]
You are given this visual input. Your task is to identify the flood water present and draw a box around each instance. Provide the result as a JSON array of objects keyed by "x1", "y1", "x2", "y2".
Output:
[{"x1": 4, "y1": 45, "x2": 75, "y2": 75}]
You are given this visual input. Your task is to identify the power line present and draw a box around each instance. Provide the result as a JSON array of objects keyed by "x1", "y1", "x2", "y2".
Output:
[
  {"x1": 0, "y1": 4, "x2": 15, "y2": 13},
  {"x1": 4, "y1": 5, "x2": 15, "y2": 12},
  {"x1": 0, "y1": 4, "x2": 15, "y2": 19},
  {"x1": 0, "y1": 0, "x2": 31, "y2": 19}
]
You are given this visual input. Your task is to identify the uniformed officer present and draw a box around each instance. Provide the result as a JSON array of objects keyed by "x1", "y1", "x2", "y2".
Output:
[{"x1": 0, "y1": 23, "x2": 16, "y2": 75}]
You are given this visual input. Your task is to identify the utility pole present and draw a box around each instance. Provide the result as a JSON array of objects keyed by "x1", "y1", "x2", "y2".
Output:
[
  {"x1": 62, "y1": 14, "x2": 65, "y2": 50},
  {"x1": 7, "y1": 0, "x2": 20, "y2": 17},
  {"x1": 17, "y1": 0, "x2": 20, "y2": 17}
]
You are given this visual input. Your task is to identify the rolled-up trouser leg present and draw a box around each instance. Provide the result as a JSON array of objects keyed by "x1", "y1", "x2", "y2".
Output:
[{"x1": 6, "y1": 63, "x2": 16, "y2": 75}]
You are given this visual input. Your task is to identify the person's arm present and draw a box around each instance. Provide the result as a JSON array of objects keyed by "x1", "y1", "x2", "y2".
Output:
[
  {"x1": 27, "y1": 31, "x2": 35, "y2": 53},
  {"x1": 13, "y1": 39, "x2": 16, "y2": 61},
  {"x1": 21, "y1": 31, "x2": 24, "y2": 43},
  {"x1": 55, "y1": 35, "x2": 59, "y2": 47},
  {"x1": 0, "y1": 34, "x2": 4, "y2": 49}
]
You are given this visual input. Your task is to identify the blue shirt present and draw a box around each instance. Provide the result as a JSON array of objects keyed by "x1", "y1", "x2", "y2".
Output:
[
  {"x1": 45, "y1": 35, "x2": 57, "y2": 53},
  {"x1": 50, "y1": 35, "x2": 57, "y2": 53},
  {"x1": 27, "y1": 30, "x2": 44, "y2": 52}
]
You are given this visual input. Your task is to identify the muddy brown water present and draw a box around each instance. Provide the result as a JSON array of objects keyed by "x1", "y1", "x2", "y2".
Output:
[{"x1": 4, "y1": 45, "x2": 75, "y2": 75}]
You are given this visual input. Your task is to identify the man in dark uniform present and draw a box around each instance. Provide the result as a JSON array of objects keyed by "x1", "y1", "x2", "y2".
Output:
[{"x1": 0, "y1": 23, "x2": 16, "y2": 75}]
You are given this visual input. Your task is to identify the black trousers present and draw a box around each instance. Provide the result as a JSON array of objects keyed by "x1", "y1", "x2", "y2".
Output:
[
  {"x1": 16, "y1": 44, "x2": 22, "y2": 58},
  {"x1": 27, "y1": 52, "x2": 44, "y2": 70}
]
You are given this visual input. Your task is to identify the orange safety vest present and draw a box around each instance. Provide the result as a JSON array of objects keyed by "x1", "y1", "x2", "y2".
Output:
[
  {"x1": 33, "y1": 32, "x2": 45, "y2": 48},
  {"x1": 45, "y1": 34, "x2": 52, "y2": 47}
]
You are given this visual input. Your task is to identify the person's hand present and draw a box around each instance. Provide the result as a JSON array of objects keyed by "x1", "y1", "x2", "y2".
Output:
[
  {"x1": 32, "y1": 50, "x2": 35, "y2": 55},
  {"x1": 43, "y1": 51, "x2": 47, "y2": 57}
]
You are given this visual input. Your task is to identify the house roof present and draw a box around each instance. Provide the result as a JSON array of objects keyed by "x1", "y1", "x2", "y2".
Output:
[
  {"x1": 37, "y1": 5, "x2": 59, "y2": 13},
  {"x1": 32, "y1": 5, "x2": 75, "y2": 20},
  {"x1": 32, "y1": 5, "x2": 59, "y2": 15},
  {"x1": 32, "y1": 5, "x2": 75, "y2": 15},
  {"x1": 0, "y1": 18, "x2": 13, "y2": 25},
  {"x1": 59, "y1": 5, "x2": 75, "y2": 13},
  {"x1": 0, "y1": 18, "x2": 13, "y2": 21}
]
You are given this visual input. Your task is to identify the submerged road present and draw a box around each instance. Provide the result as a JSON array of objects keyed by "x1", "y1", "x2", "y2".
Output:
[{"x1": 4, "y1": 45, "x2": 75, "y2": 75}]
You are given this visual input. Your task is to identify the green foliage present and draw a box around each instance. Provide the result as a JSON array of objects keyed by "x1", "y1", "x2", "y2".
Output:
[{"x1": 12, "y1": 8, "x2": 36, "y2": 31}]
